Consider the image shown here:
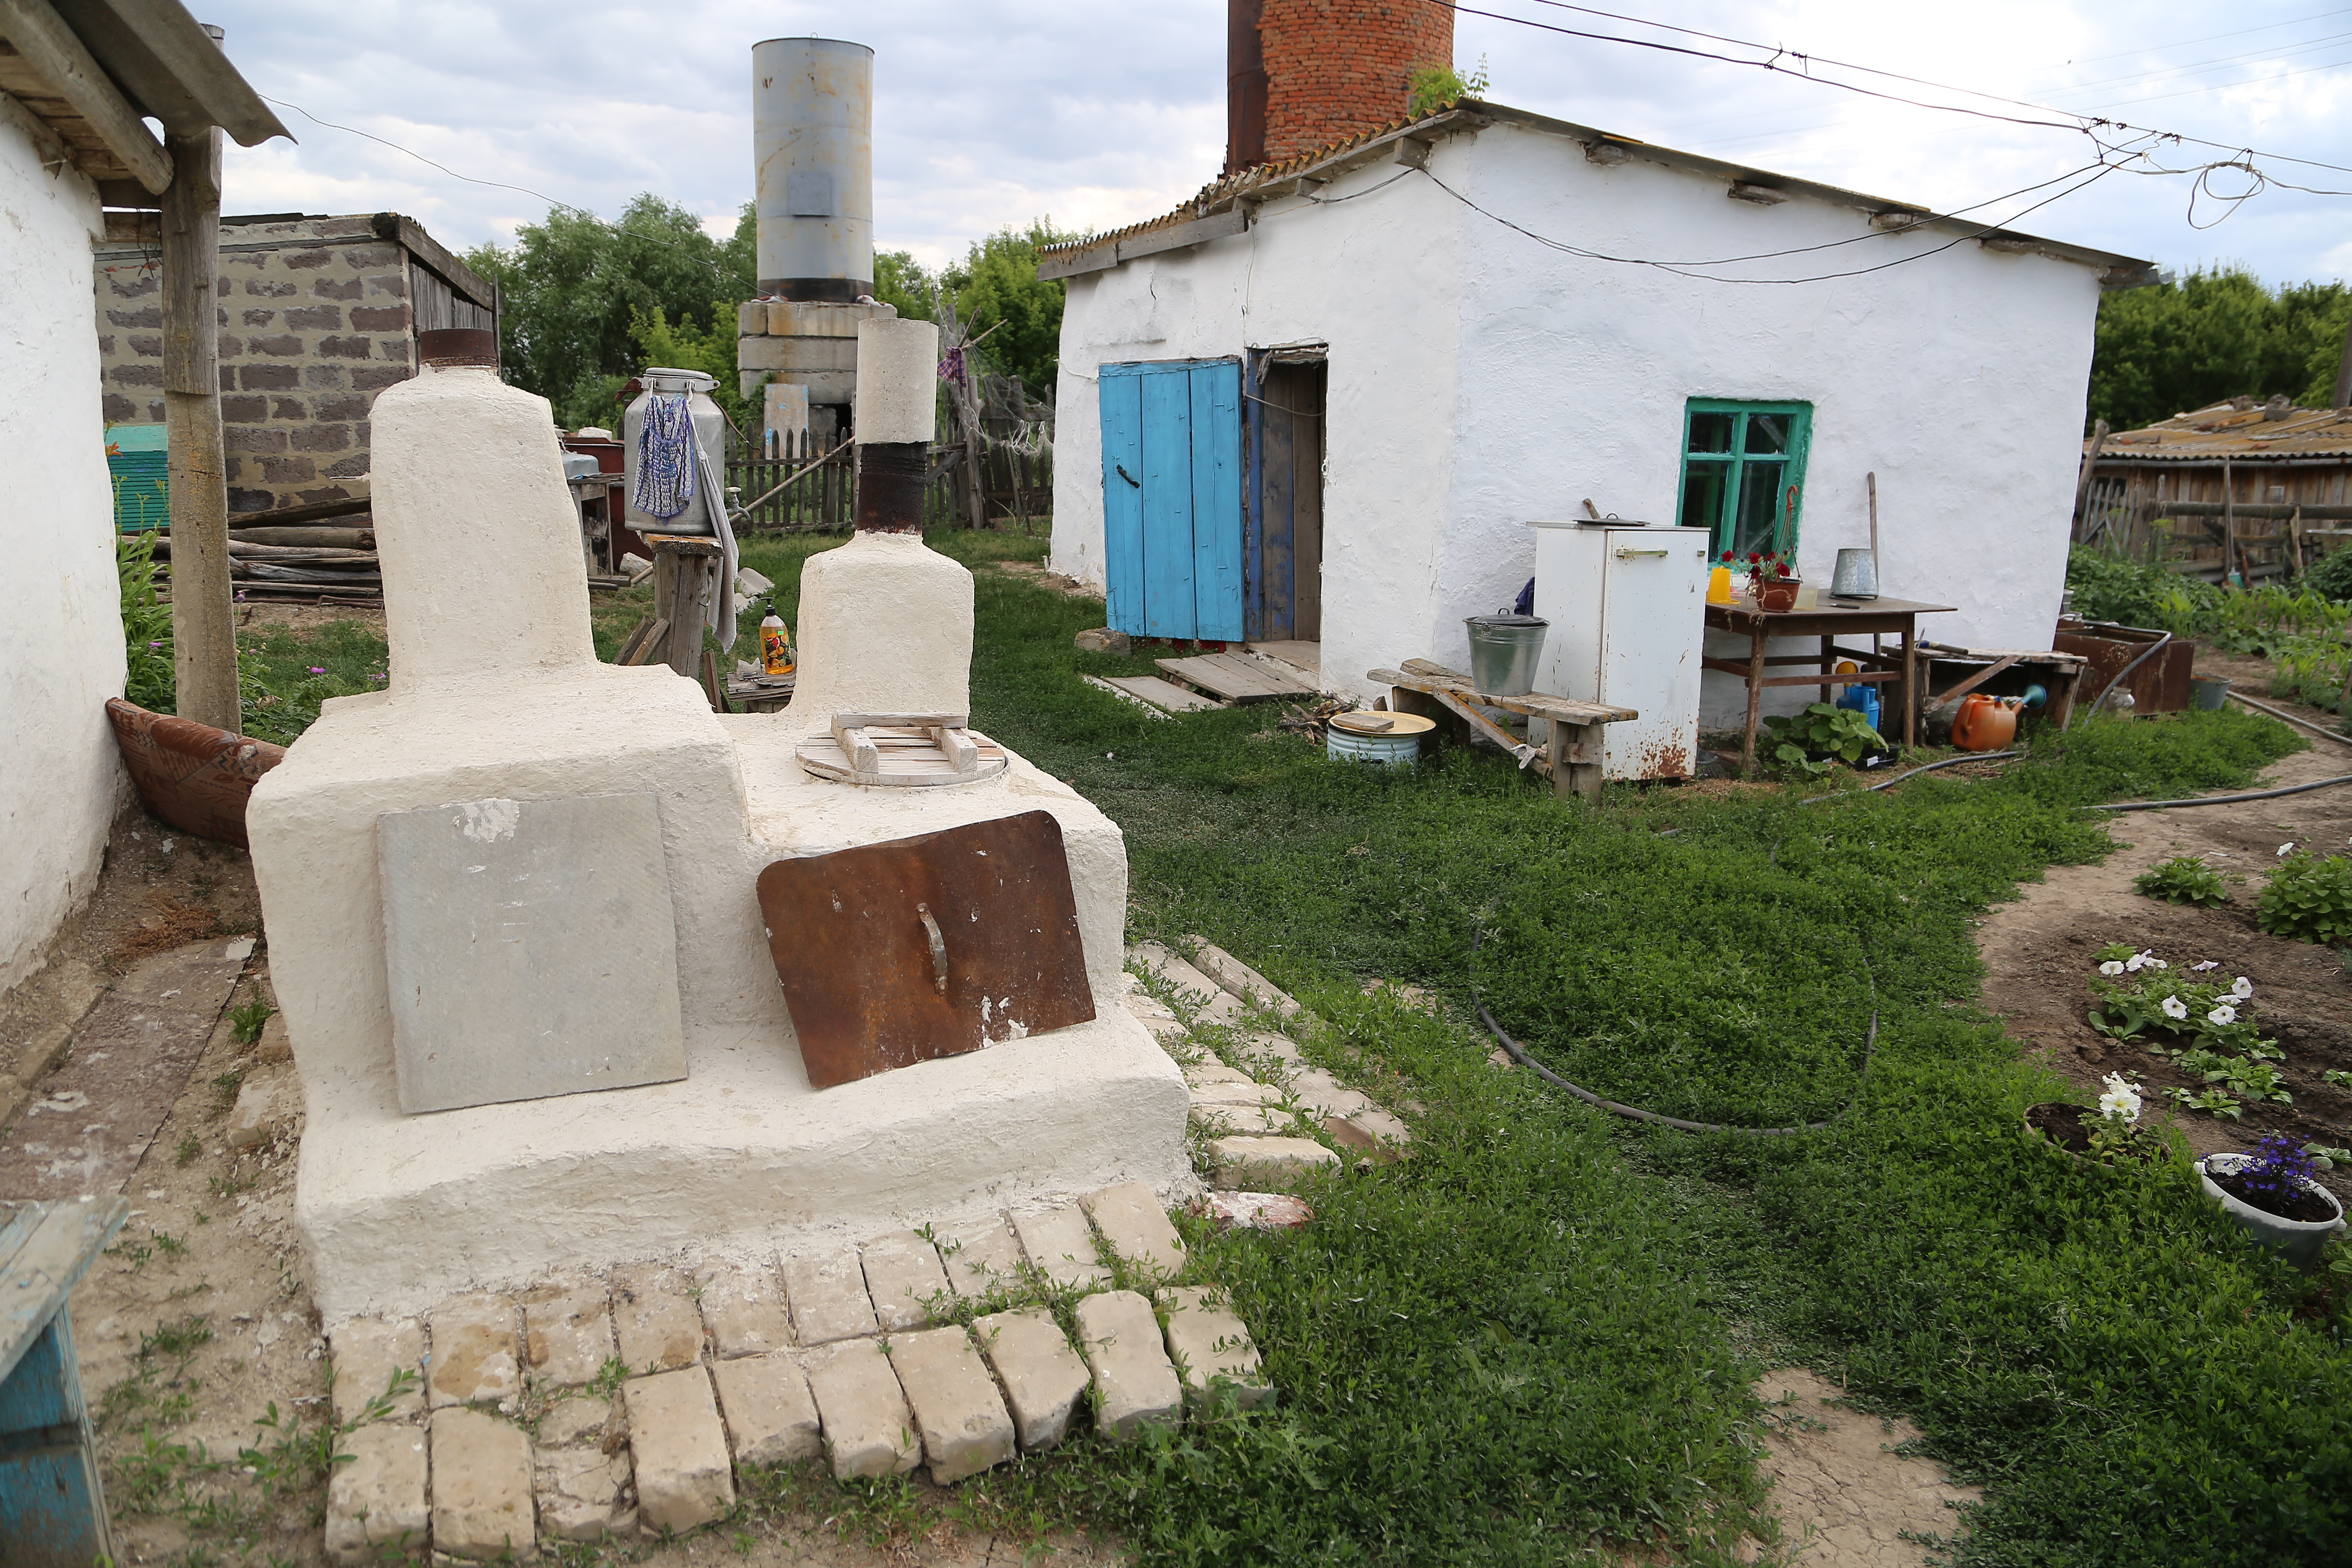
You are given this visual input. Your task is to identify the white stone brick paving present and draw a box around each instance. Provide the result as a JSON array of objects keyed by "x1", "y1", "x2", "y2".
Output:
[
  {"x1": 782, "y1": 1247, "x2": 882, "y2": 1345},
  {"x1": 534, "y1": 1445, "x2": 635, "y2": 1543},
  {"x1": 804, "y1": 1337, "x2": 920, "y2": 1480},
  {"x1": 1083, "y1": 1180, "x2": 1187, "y2": 1283},
  {"x1": 610, "y1": 1264, "x2": 704, "y2": 1373},
  {"x1": 426, "y1": 1294, "x2": 519, "y2": 1409},
  {"x1": 1074, "y1": 1290, "x2": 1180, "y2": 1443},
  {"x1": 712, "y1": 1350, "x2": 822, "y2": 1467},
  {"x1": 1187, "y1": 940, "x2": 1303, "y2": 1018},
  {"x1": 1162, "y1": 1286, "x2": 1270, "y2": 1409},
  {"x1": 1011, "y1": 1204, "x2": 1109, "y2": 1292},
  {"x1": 973, "y1": 1306, "x2": 1091, "y2": 1453},
  {"x1": 327, "y1": 1316, "x2": 423, "y2": 1425},
  {"x1": 536, "y1": 1394, "x2": 613, "y2": 1449},
  {"x1": 522, "y1": 1279, "x2": 615, "y2": 1388},
  {"x1": 861, "y1": 1232, "x2": 952, "y2": 1331},
  {"x1": 1209, "y1": 1135, "x2": 1341, "y2": 1188},
  {"x1": 324, "y1": 1423, "x2": 428, "y2": 1565},
  {"x1": 428, "y1": 1406, "x2": 534, "y2": 1559},
  {"x1": 888, "y1": 1325, "x2": 1016, "y2": 1484},
  {"x1": 699, "y1": 1258, "x2": 793, "y2": 1359},
  {"x1": 936, "y1": 1212, "x2": 1026, "y2": 1298},
  {"x1": 624, "y1": 1365, "x2": 737, "y2": 1533}
]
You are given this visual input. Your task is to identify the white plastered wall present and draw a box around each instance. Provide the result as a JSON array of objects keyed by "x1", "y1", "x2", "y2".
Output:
[
  {"x1": 0, "y1": 96, "x2": 123, "y2": 991},
  {"x1": 1050, "y1": 151, "x2": 1470, "y2": 704},
  {"x1": 1051, "y1": 119, "x2": 2103, "y2": 724}
]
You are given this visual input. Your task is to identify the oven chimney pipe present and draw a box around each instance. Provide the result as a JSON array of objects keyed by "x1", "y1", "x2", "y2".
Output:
[{"x1": 1226, "y1": 0, "x2": 1267, "y2": 175}]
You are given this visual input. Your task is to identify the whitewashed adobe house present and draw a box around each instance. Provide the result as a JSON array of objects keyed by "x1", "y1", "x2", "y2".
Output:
[
  {"x1": 1045, "y1": 1, "x2": 2151, "y2": 722},
  {"x1": 0, "y1": 0, "x2": 283, "y2": 989}
]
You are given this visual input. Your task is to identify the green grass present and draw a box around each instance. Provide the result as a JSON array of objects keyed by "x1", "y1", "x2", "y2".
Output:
[
  {"x1": 163, "y1": 530, "x2": 2352, "y2": 1562},
  {"x1": 851, "y1": 531, "x2": 2346, "y2": 1566}
]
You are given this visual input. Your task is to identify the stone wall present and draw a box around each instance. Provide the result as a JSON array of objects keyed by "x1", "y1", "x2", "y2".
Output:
[
  {"x1": 1257, "y1": 0, "x2": 1452, "y2": 164},
  {"x1": 94, "y1": 213, "x2": 493, "y2": 516}
]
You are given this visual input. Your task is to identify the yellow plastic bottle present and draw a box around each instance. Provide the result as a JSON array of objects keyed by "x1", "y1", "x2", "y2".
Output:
[
  {"x1": 760, "y1": 600, "x2": 795, "y2": 677},
  {"x1": 1706, "y1": 565, "x2": 1734, "y2": 604}
]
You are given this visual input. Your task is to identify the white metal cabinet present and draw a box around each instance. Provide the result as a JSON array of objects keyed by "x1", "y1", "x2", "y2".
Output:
[{"x1": 1528, "y1": 521, "x2": 1712, "y2": 780}]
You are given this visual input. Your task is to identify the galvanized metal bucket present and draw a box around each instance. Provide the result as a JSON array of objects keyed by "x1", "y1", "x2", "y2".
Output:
[
  {"x1": 1327, "y1": 711, "x2": 1434, "y2": 769},
  {"x1": 2189, "y1": 675, "x2": 2233, "y2": 712},
  {"x1": 1464, "y1": 615, "x2": 1548, "y2": 696}
]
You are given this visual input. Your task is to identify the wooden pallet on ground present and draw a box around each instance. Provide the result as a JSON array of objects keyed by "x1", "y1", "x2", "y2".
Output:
[
  {"x1": 1156, "y1": 652, "x2": 1317, "y2": 704},
  {"x1": 1093, "y1": 675, "x2": 1223, "y2": 715}
]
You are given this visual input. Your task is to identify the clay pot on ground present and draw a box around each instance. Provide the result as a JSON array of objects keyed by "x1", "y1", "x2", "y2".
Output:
[
  {"x1": 2197, "y1": 1153, "x2": 2347, "y2": 1269},
  {"x1": 1757, "y1": 577, "x2": 1801, "y2": 612}
]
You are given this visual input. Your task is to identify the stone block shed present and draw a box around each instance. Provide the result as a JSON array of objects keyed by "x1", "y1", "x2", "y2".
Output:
[{"x1": 94, "y1": 211, "x2": 499, "y2": 515}]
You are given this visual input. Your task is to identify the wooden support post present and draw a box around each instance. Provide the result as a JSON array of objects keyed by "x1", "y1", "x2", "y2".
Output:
[
  {"x1": 163, "y1": 125, "x2": 238, "y2": 733},
  {"x1": 2072, "y1": 419, "x2": 2109, "y2": 537}
]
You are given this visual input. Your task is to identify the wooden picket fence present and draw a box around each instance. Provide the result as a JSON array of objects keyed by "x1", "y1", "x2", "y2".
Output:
[{"x1": 724, "y1": 425, "x2": 1052, "y2": 535}]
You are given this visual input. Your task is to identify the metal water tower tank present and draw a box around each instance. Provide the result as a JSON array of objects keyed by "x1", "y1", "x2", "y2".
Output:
[{"x1": 752, "y1": 37, "x2": 874, "y2": 302}]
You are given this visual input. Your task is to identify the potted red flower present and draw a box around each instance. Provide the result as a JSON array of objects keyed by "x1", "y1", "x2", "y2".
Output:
[{"x1": 1724, "y1": 550, "x2": 1800, "y2": 612}]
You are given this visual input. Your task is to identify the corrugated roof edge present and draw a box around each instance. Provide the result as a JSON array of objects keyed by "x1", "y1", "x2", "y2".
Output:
[{"x1": 1038, "y1": 98, "x2": 2155, "y2": 287}]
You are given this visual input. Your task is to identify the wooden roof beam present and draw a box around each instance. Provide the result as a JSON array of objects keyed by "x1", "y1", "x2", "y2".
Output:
[{"x1": 0, "y1": 0, "x2": 168, "y2": 192}]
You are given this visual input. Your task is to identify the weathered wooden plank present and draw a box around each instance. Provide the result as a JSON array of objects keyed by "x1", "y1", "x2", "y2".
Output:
[
  {"x1": 0, "y1": 0, "x2": 169, "y2": 191},
  {"x1": 1139, "y1": 368, "x2": 1195, "y2": 638},
  {"x1": 1259, "y1": 372, "x2": 1296, "y2": 642},
  {"x1": 1157, "y1": 653, "x2": 1313, "y2": 703},
  {"x1": 1371, "y1": 664, "x2": 1635, "y2": 726},
  {"x1": 0, "y1": 1200, "x2": 127, "y2": 1387},
  {"x1": 1190, "y1": 361, "x2": 1245, "y2": 641},
  {"x1": 1290, "y1": 363, "x2": 1325, "y2": 642},
  {"x1": 1102, "y1": 674, "x2": 1223, "y2": 713},
  {"x1": 1099, "y1": 371, "x2": 1147, "y2": 635}
]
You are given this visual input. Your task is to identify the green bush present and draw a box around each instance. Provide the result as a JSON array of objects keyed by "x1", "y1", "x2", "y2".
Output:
[
  {"x1": 2307, "y1": 542, "x2": 2352, "y2": 603},
  {"x1": 2066, "y1": 546, "x2": 2214, "y2": 628},
  {"x1": 2257, "y1": 851, "x2": 2352, "y2": 945},
  {"x1": 2132, "y1": 855, "x2": 2230, "y2": 906},
  {"x1": 119, "y1": 530, "x2": 174, "y2": 712}
]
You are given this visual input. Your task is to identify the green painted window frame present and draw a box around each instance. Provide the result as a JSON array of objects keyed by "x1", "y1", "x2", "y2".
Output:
[{"x1": 1675, "y1": 399, "x2": 1814, "y2": 561}]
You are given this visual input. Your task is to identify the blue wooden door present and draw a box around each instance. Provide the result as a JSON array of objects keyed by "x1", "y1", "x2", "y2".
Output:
[{"x1": 1098, "y1": 360, "x2": 1243, "y2": 640}]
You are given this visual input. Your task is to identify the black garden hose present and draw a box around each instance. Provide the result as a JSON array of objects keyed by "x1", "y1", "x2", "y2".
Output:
[
  {"x1": 2087, "y1": 773, "x2": 2352, "y2": 812},
  {"x1": 1794, "y1": 751, "x2": 2022, "y2": 803},
  {"x1": 1470, "y1": 928, "x2": 1879, "y2": 1136}
]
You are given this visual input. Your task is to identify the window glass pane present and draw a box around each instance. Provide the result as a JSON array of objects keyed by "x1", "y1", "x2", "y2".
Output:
[
  {"x1": 1733, "y1": 461, "x2": 1788, "y2": 557},
  {"x1": 1686, "y1": 412, "x2": 1735, "y2": 454},
  {"x1": 1678, "y1": 460, "x2": 1727, "y2": 533},
  {"x1": 1744, "y1": 413, "x2": 1791, "y2": 455}
]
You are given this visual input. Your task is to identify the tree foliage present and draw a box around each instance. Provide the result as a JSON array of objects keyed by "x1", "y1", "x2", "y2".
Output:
[
  {"x1": 466, "y1": 195, "x2": 754, "y2": 430},
  {"x1": 2087, "y1": 266, "x2": 2351, "y2": 433},
  {"x1": 866, "y1": 219, "x2": 1084, "y2": 403}
]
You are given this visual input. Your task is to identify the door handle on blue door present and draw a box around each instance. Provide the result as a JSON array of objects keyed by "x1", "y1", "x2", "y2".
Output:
[{"x1": 1114, "y1": 465, "x2": 1140, "y2": 488}]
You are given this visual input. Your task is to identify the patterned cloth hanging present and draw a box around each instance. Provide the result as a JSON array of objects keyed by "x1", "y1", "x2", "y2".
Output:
[{"x1": 634, "y1": 393, "x2": 698, "y2": 519}]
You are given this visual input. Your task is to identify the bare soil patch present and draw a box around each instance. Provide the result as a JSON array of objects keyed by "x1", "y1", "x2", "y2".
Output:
[{"x1": 1978, "y1": 725, "x2": 2352, "y2": 1207}]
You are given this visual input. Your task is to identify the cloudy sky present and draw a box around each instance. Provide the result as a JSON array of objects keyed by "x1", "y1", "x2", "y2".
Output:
[{"x1": 203, "y1": 1, "x2": 2352, "y2": 284}]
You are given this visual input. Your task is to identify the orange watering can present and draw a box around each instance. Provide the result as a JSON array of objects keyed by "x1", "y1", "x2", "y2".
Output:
[{"x1": 1951, "y1": 693, "x2": 2022, "y2": 752}]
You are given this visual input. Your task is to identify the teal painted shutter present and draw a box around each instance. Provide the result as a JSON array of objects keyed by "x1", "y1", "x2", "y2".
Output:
[
  {"x1": 1095, "y1": 360, "x2": 1245, "y2": 640},
  {"x1": 1098, "y1": 369, "x2": 1147, "y2": 633}
]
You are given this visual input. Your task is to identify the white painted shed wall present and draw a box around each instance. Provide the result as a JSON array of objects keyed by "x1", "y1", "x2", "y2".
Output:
[
  {"x1": 1, "y1": 96, "x2": 124, "y2": 991},
  {"x1": 1051, "y1": 118, "x2": 2103, "y2": 725}
]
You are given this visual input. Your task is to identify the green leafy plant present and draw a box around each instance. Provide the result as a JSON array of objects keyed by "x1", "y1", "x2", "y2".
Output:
[
  {"x1": 2257, "y1": 850, "x2": 2352, "y2": 944},
  {"x1": 1408, "y1": 54, "x2": 1489, "y2": 117},
  {"x1": 2324, "y1": 1069, "x2": 2352, "y2": 1089},
  {"x1": 2132, "y1": 855, "x2": 2230, "y2": 907},
  {"x1": 120, "y1": 528, "x2": 175, "y2": 712},
  {"x1": 1761, "y1": 701, "x2": 1885, "y2": 776},
  {"x1": 2086, "y1": 946, "x2": 2292, "y2": 1118},
  {"x1": 227, "y1": 994, "x2": 275, "y2": 1046}
]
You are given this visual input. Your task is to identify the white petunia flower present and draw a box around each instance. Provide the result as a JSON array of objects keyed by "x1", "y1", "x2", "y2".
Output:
[
  {"x1": 2207, "y1": 1004, "x2": 2238, "y2": 1027},
  {"x1": 2098, "y1": 960, "x2": 2125, "y2": 976},
  {"x1": 2231, "y1": 976, "x2": 2253, "y2": 999},
  {"x1": 2162, "y1": 995, "x2": 2189, "y2": 1020},
  {"x1": 2190, "y1": 960, "x2": 2219, "y2": 972},
  {"x1": 2146, "y1": 957, "x2": 2168, "y2": 969},
  {"x1": 2278, "y1": 842, "x2": 2297, "y2": 857},
  {"x1": 2125, "y1": 952, "x2": 2148, "y2": 972},
  {"x1": 2098, "y1": 1073, "x2": 2142, "y2": 1124}
]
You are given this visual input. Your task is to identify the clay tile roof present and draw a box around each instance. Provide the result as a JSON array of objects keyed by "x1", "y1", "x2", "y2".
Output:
[{"x1": 2094, "y1": 400, "x2": 2352, "y2": 461}]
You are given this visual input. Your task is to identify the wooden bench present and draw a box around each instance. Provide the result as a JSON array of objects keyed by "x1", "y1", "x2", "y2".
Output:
[
  {"x1": 1368, "y1": 660, "x2": 1637, "y2": 804},
  {"x1": 1, "y1": 1196, "x2": 128, "y2": 1560}
]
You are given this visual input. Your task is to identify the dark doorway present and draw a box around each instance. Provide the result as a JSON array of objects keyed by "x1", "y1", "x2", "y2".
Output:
[{"x1": 1248, "y1": 355, "x2": 1325, "y2": 642}]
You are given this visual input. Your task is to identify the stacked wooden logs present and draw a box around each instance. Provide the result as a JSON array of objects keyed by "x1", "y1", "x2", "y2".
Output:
[{"x1": 148, "y1": 495, "x2": 383, "y2": 603}]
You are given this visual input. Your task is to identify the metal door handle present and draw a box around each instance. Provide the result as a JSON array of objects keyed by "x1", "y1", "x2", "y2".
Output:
[
  {"x1": 917, "y1": 903, "x2": 947, "y2": 993},
  {"x1": 1614, "y1": 547, "x2": 1670, "y2": 559},
  {"x1": 1114, "y1": 464, "x2": 1140, "y2": 489}
]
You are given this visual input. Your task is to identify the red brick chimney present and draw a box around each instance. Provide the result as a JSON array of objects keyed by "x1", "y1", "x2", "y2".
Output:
[{"x1": 1226, "y1": 0, "x2": 1455, "y2": 174}]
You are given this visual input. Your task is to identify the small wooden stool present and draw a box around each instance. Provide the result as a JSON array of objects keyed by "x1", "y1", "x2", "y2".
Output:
[{"x1": 1, "y1": 1196, "x2": 129, "y2": 1561}]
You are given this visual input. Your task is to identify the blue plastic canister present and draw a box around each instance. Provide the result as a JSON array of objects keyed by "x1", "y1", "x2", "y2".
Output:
[{"x1": 1836, "y1": 683, "x2": 1881, "y2": 733}]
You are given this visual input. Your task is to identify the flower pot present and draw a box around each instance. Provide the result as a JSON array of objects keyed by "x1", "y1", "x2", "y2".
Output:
[
  {"x1": 2196, "y1": 1153, "x2": 2346, "y2": 1269},
  {"x1": 1757, "y1": 578, "x2": 1801, "y2": 612}
]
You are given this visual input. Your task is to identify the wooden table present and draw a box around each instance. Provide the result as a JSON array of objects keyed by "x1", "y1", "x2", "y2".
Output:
[
  {"x1": 1370, "y1": 660, "x2": 1636, "y2": 804},
  {"x1": 2, "y1": 1196, "x2": 128, "y2": 1559},
  {"x1": 1702, "y1": 598, "x2": 1954, "y2": 773}
]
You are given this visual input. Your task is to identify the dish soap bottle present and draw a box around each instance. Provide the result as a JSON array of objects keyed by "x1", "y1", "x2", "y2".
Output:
[{"x1": 759, "y1": 599, "x2": 795, "y2": 677}]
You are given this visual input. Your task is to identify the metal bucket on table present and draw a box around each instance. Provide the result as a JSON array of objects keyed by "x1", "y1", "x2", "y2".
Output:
[
  {"x1": 1464, "y1": 614, "x2": 1548, "y2": 696},
  {"x1": 1327, "y1": 710, "x2": 1434, "y2": 769}
]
